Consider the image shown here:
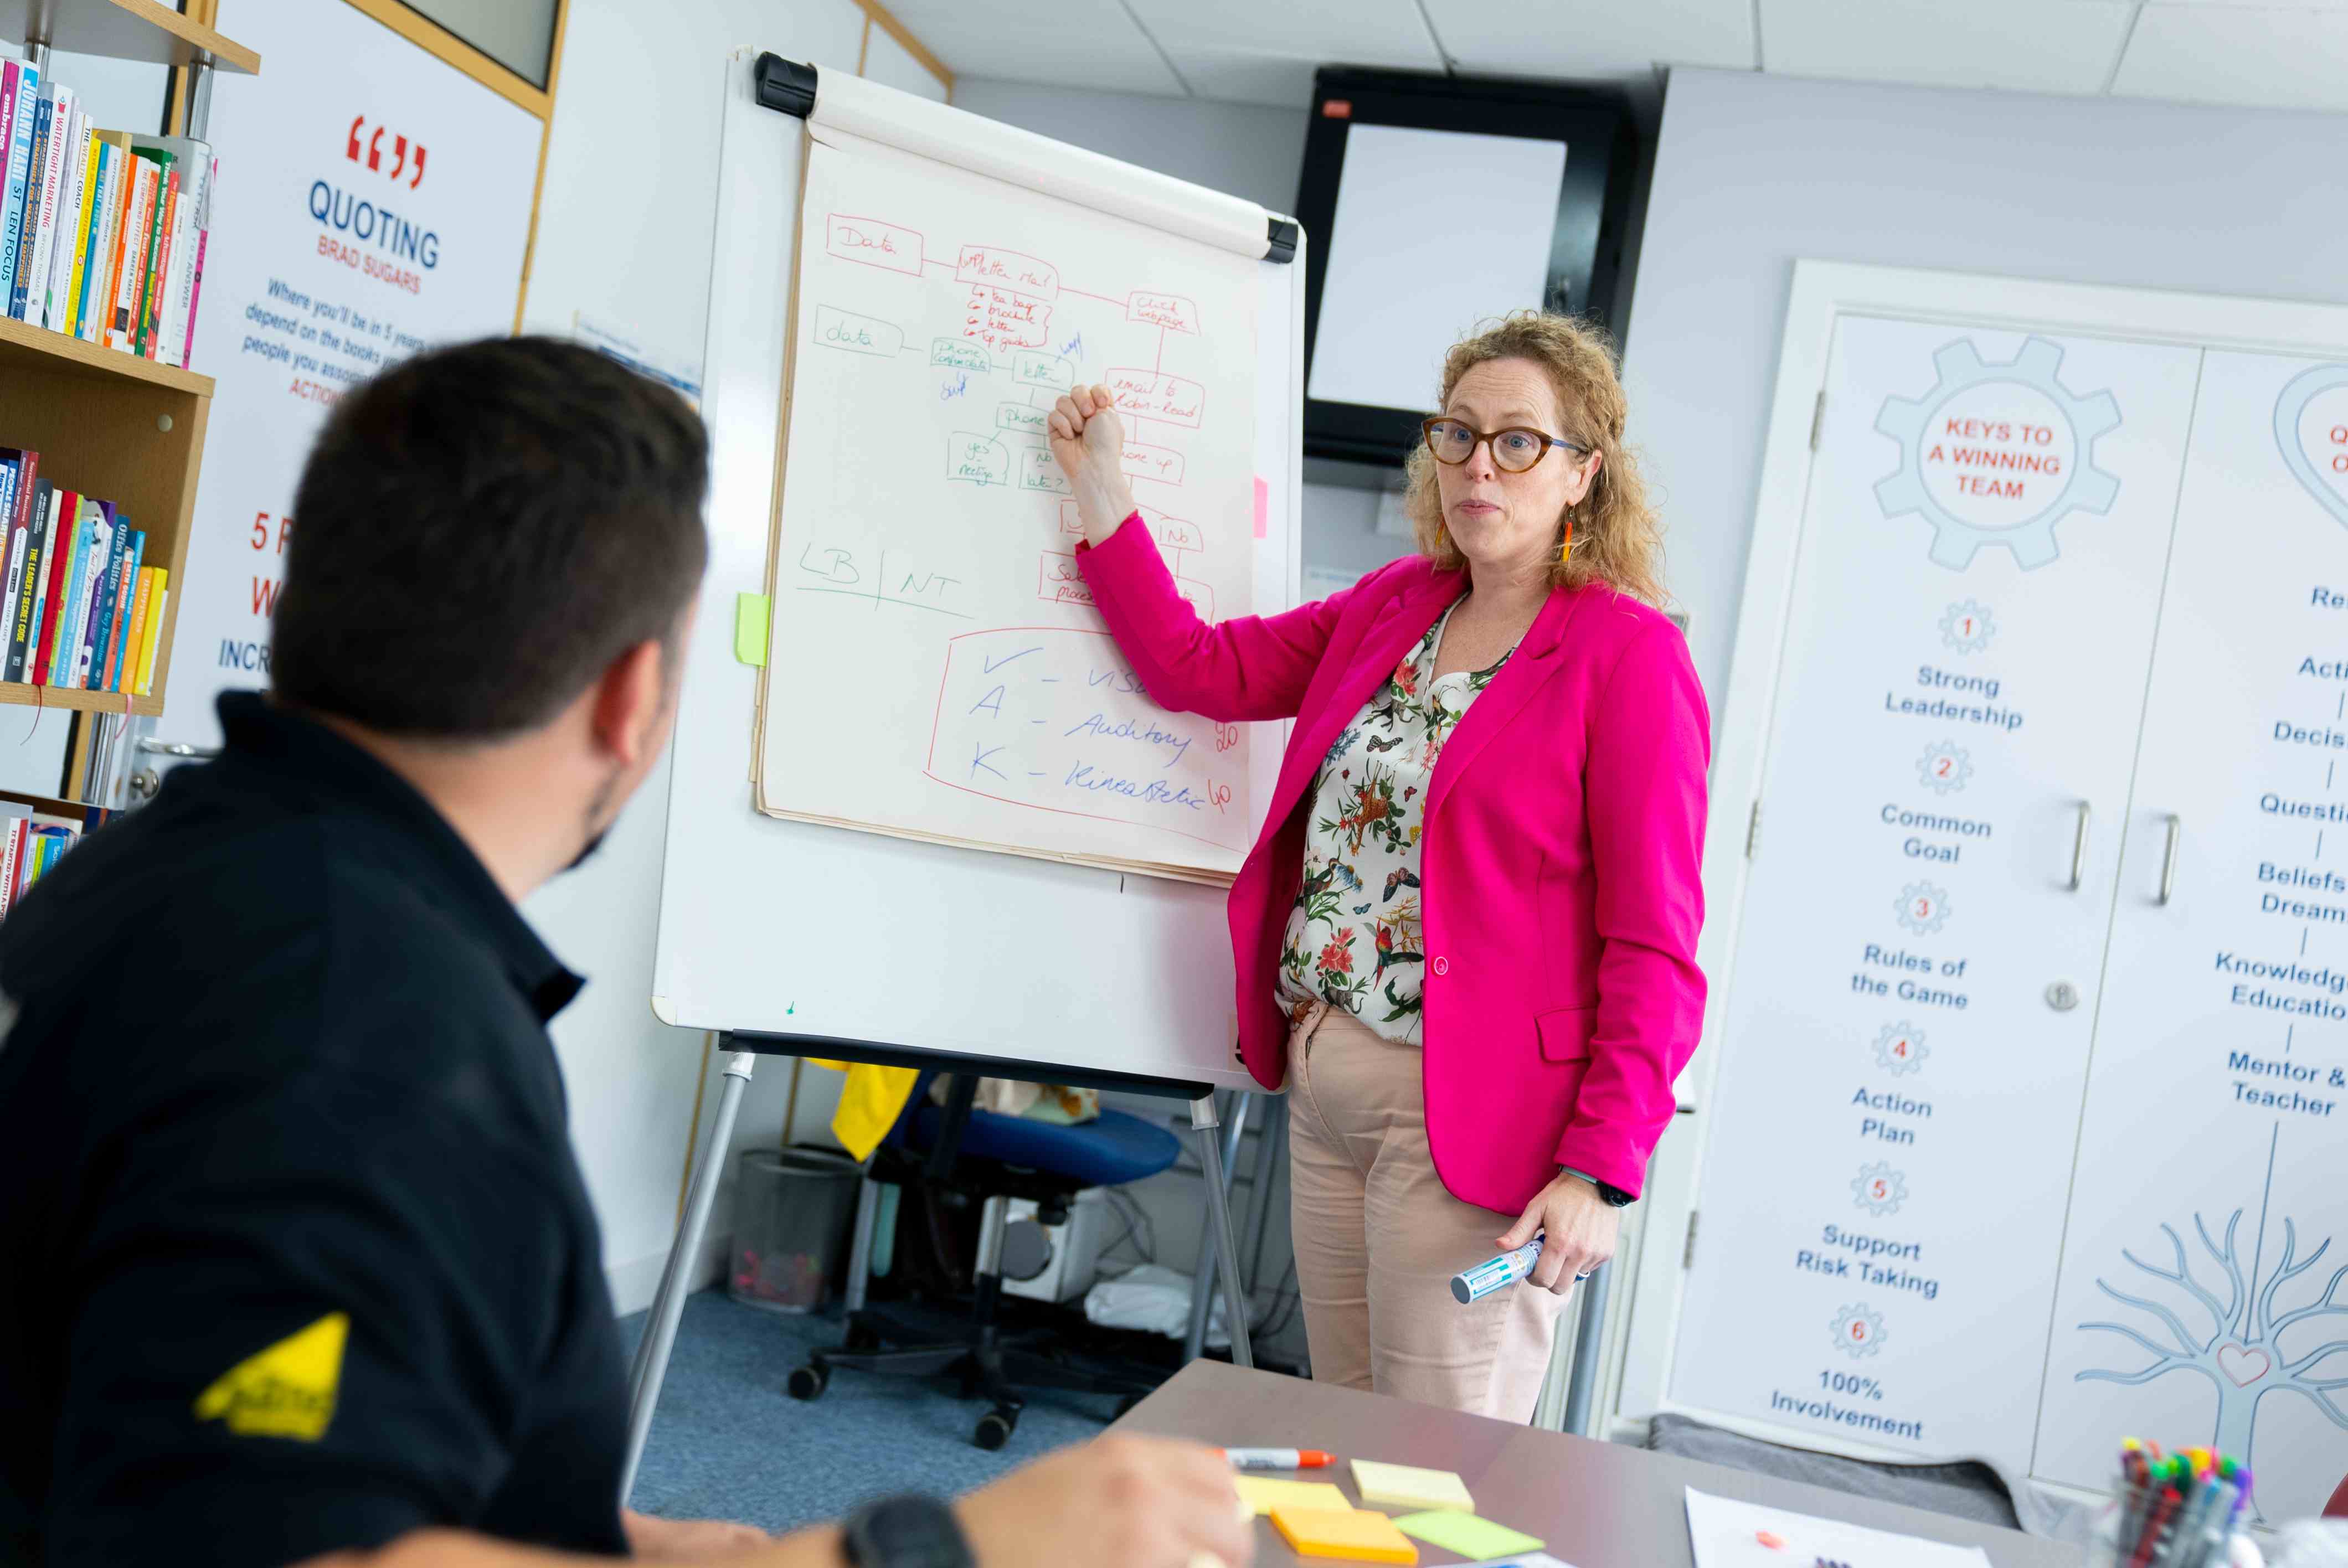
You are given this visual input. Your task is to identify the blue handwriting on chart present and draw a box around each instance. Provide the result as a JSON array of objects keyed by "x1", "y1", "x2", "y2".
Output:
[
  {"x1": 1057, "y1": 332, "x2": 1084, "y2": 360},
  {"x1": 939, "y1": 372, "x2": 969, "y2": 401},
  {"x1": 1064, "y1": 711, "x2": 1192, "y2": 768},
  {"x1": 1063, "y1": 762, "x2": 1206, "y2": 811}
]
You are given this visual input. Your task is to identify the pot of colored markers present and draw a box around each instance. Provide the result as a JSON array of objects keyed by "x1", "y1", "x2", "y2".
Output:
[{"x1": 2088, "y1": 1441, "x2": 2261, "y2": 1568}]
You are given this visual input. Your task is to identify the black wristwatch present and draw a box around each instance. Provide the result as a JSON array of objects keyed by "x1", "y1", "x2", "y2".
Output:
[
  {"x1": 841, "y1": 1494, "x2": 975, "y2": 1568},
  {"x1": 1595, "y1": 1180, "x2": 1635, "y2": 1208}
]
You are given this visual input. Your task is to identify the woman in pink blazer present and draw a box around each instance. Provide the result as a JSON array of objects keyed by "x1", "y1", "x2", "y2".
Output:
[{"x1": 1049, "y1": 313, "x2": 1708, "y2": 1420}]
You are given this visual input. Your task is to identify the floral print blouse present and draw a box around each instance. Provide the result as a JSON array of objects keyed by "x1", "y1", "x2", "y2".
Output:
[{"x1": 1275, "y1": 600, "x2": 1512, "y2": 1044}]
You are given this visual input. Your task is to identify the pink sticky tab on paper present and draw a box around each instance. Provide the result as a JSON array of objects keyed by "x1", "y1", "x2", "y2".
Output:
[{"x1": 1252, "y1": 475, "x2": 1269, "y2": 539}]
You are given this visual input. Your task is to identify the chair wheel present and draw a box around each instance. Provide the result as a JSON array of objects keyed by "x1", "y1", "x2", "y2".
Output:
[
  {"x1": 844, "y1": 1321, "x2": 881, "y2": 1353},
  {"x1": 973, "y1": 1408, "x2": 1017, "y2": 1450},
  {"x1": 787, "y1": 1363, "x2": 830, "y2": 1401}
]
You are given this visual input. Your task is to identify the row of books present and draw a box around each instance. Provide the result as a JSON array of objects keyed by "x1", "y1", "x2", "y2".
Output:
[
  {"x1": 0, "y1": 52, "x2": 214, "y2": 367},
  {"x1": 0, "y1": 447, "x2": 169, "y2": 695},
  {"x1": 0, "y1": 807, "x2": 84, "y2": 921}
]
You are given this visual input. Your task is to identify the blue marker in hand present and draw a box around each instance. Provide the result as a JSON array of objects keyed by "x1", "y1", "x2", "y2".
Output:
[{"x1": 1451, "y1": 1236, "x2": 1543, "y2": 1303}]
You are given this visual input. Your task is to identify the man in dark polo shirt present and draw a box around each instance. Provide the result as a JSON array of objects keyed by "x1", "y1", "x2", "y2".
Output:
[{"x1": 0, "y1": 339, "x2": 1248, "y2": 1568}]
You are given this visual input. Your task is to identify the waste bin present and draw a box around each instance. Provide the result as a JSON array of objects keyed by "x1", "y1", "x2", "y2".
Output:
[{"x1": 729, "y1": 1147, "x2": 862, "y2": 1313}]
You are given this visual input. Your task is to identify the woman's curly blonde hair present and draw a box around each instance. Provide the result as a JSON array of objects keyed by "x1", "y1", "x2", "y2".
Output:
[{"x1": 1402, "y1": 311, "x2": 1665, "y2": 606}]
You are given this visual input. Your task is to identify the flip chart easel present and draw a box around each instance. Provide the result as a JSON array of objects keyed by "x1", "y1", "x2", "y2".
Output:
[{"x1": 625, "y1": 52, "x2": 1306, "y2": 1495}]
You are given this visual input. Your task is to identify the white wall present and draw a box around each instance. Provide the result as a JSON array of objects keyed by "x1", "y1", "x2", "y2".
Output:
[
  {"x1": 1625, "y1": 67, "x2": 2348, "y2": 736},
  {"x1": 518, "y1": 0, "x2": 914, "y2": 1313}
]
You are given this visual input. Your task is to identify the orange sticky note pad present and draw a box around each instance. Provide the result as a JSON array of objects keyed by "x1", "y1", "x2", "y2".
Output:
[{"x1": 1270, "y1": 1505, "x2": 1418, "y2": 1564}]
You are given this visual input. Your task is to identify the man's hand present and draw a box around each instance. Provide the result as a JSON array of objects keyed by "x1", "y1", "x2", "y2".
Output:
[
  {"x1": 623, "y1": 1509, "x2": 773, "y2": 1559},
  {"x1": 1496, "y1": 1173, "x2": 1622, "y2": 1294},
  {"x1": 956, "y1": 1432, "x2": 1252, "y2": 1568}
]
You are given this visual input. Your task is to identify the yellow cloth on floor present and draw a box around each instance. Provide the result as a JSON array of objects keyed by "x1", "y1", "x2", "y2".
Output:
[{"x1": 810, "y1": 1060, "x2": 920, "y2": 1162}]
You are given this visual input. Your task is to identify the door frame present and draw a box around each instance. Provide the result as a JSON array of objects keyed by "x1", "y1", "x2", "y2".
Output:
[{"x1": 1610, "y1": 258, "x2": 2348, "y2": 1457}]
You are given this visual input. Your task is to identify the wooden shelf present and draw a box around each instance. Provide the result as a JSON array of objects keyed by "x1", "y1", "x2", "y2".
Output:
[
  {"x1": 0, "y1": 682, "x2": 156, "y2": 715},
  {"x1": 0, "y1": 314, "x2": 211, "y2": 396},
  {"x1": 2, "y1": 0, "x2": 259, "y2": 74}
]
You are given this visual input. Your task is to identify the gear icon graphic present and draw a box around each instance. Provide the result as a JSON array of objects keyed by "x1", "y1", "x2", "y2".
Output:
[
  {"x1": 1832, "y1": 1304, "x2": 1888, "y2": 1358},
  {"x1": 1852, "y1": 1162, "x2": 1909, "y2": 1216},
  {"x1": 1939, "y1": 599, "x2": 1996, "y2": 653},
  {"x1": 1872, "y1": 1023, "x2": 1929, "y2": 1076},
  {"x1": 1917, "y1": 741, "x2": 1971, "y2": 795},
  {"x1": 1876, "y1": 338, "x2": 2120, "y2": 570},
  {"x1": 1894, "y1": 881, "x2": 1950, "y2": 934}
]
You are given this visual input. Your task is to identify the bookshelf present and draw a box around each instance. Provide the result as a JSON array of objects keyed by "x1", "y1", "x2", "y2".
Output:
[{"x1": 1, "y1": 0, "x2": 257, "y2": 733}]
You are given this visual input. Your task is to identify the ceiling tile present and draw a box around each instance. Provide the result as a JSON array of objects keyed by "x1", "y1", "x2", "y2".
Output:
[
  {"x1": 1759, "y1": 0, "x2": 2135, "y2": 94},
  {"x1": 1423, "y1": 0, "x2": 1755, "y2": 76},
  {"x1": 1163, "y1": 48, "x2": 1326, "y2": 107},
  {"x1": 878, "y1": 0, "x2": 1186, "y2": 96},
  {"x1": 2116, "y1": 4, "x2": 2348, "y2": 109},
  {"x1": 1127, "y1": 0, "x2": 1442, "y2": 69}
]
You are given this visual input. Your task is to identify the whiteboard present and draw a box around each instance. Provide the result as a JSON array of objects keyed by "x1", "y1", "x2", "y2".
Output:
[
  {"x1": 758, "y1": 123, "x2": 1264, "y2": 880},
  {"x1": 650, "y1": 50, "x2": 1302, "y2": 1095}
]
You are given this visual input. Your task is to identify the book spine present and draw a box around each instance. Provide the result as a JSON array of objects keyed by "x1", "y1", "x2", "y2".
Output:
[
  {"x1": 119, "y1": 564, "x2": 154, "y2": 696},
  {"x1": 163, "y1": 147, "x2": 209, "y2": 367},
  {"x1": 40, "y1": 498, "x2": 87, "y2": 688},
  {"x1": 78, "y1": 142, "x2": 113, "y2": 344},
  {"x1": 0, "y1": 520, "x2": 24, "y2": 675},
  {"x1": 138, "y1": 177, "x2": 175, "y2": 359},
  {"x1": 11, "y1": 89, "x2": 50, "y2": 320},
  {"x1": 108, "y1": 530, "x2": 145, "y2": 690},
  {"x1": 91, "y1": 522, "x2": 131, "y2": 691},
  {"x1": 91, "y1": 140, "x2": 133, "y2": 347},
  {"x1": 23, "y1": 88, "x2": 67, "y2": 324},
  {"x1": 181, "y1": 184, "x2": 212, "y2": 368},
  {"x1": 39, "y1": 99, "x2": 81, "y2": 330},
  {"x1": 0, "y1": 819, "x2": 22, "y2": 918},
  {"x1": 70, "y1": 507, "x2": 112, "y2": 688},
  {"x1": 136, "y1": 576, "x2": 167, "y2": 694},
  {"x1": 24, "y1": 488, "x2": 63, "y2": 686},
  {"x1": 0, "y1": 461, "x2": 15, "y2": 584},
  {"x1": 0, "y1": 61, "x2": 34, "y2": 308},
  {"x1": 70, "y1": 137, "x2": 104, "y2": 340},
  {"x1": 109, "y1": 156, "x2": 155, "y2": 351},
  {"x1": 7, "y1": 481, "x2": 48, "y2": 683}
]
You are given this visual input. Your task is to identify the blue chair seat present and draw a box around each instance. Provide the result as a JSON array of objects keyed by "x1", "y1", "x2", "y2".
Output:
[{"x1": 907, "y1": 1103, "x2": 1181, "y2": 1188}]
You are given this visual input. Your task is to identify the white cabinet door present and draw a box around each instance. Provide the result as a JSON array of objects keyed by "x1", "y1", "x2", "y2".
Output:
[
  {"x1": 1668, "y1": 316, "x2": 2204, "y2": 1468},
  {"x1": 2033, "y1": 349, "x2": 2348, "y2": 1517}
]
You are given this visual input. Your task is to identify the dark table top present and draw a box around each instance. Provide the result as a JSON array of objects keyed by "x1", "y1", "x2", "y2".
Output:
[{"x1": 1111, "y1": 1362, "x2": 2084, "y2": 1568}]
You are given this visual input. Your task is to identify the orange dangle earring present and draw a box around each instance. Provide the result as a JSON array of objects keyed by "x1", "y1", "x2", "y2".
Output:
[{"x1": 1559, "y1": 518, "x2": 1575, "y2": 564}]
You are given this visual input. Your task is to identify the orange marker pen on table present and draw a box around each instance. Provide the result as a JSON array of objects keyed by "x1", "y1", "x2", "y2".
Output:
[{"x1": 1222, "y1": 1448, "x2": 1334, "y2": 1471}]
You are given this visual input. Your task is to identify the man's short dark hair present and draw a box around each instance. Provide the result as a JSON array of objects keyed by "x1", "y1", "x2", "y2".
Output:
[{"x1": 272, "y1": 336, "x2": 709, "y2": 739}]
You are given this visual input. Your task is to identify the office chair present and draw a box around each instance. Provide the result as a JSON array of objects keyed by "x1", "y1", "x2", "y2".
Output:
[{"x1": 786, "y1": 1072, "x2": 1184, "y2": 1449}]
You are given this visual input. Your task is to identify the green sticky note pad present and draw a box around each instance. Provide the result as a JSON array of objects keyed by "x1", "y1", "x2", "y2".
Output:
[
  {"x1": 1391, "y1": 1510, "x2": 1544, "y2": 1559},
  {"x1": 734, "y1": 593, "x2": 770, "y2": 667}
]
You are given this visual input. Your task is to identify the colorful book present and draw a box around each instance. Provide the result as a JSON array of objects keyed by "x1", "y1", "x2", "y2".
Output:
[
  {"x1": 140, "y1": 179, "x2": 174, "y2": 358},
  {"x1": 127, "y1": 142, "x2": 176, "y2": 355},
  {"x1": 108, "y1": 152, "x2": 155, "y2": 351},
  {"x1": 37, "y1": 496, "x2": 89, "y2": 687},
  {"x1": 68, "y1": 501, "x2": 114, "y2": 687},
  {"x1": 19, "y1": 86, "x2": 69, "y2": 322},
  {"x1": 70, "y1": 137, "x2": 111, "y2": 341},
  {"x1": 10, "y1": 85, "x2": 50, "y2": 319},
  {"x1": 0, "y1": 59, "x2": 37, "y2": 310},
  {"x1": 86, "y1": 131, "x2": 132, "y2": 347},
  {"x1": 6, "y1": 479, "x2": 50, "y2": 682},
  {"x1": 84, "y1": 515, "x2": 128, "y2": 691},
  {"x1": 24, "y1": 487, "x2": 66, "y2": 685},
  {"x1": 134, "y1": 574, "x2": 166, "y2": 694},
  {"x1": 38, "y1": 98, "x2": 82, "y2": 330},
  {"x1": 1, "y1": 478, "x2": 40, "y2": 680},
  {"x1": 146, "y1": 137, "x2": 209, "y2": 367},
  {"x1": 0, "y1": 817, "x2": 23, "y2": 916},
  {"x1": 117, "y1": 564, "x2": 155, "y2": 695},
  {"x1": 0, "y1": 454, "x2": 16, "y2": 576},
  {"x1": 109, "y1": 531, "x2": 144, "y2": 690}
]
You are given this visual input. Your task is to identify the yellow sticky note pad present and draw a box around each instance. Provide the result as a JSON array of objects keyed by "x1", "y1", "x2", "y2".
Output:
[
  {"x1": 1351, "y1": 1458, "x2": 1475, "y2": 1513},
  {"x1": 1391, "y1": 1510, "x2": 1544, "y2": 1559},
  {"x1": 734, "y1": 592, "x2": 770, "y2": 667},
  {"x1": 1270, "y1": 1505, "x2": 1418, "y2": 1564},
  {"x1": 1234, "y1": 1477, "x2": 1351, "y2": 1518}
]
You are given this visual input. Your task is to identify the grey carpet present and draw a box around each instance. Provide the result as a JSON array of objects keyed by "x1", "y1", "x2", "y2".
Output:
[{"x1": 620, "y1": 1290, "x2": 1124, "y2": 1533}]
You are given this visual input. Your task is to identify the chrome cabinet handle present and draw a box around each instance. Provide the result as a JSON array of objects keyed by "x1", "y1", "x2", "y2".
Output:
[
  {"x1": 2067, "y1": 801, "x2": 2092, "y2": 892},
  {"x1": 2158, "y1": 814, "x2": 2182, "y2": 906}
]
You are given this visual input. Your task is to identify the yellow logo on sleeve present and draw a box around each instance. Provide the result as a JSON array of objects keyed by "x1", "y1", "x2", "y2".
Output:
[{"x1": 192, "y1": 1312, "x2": 348, "y2": 1441}]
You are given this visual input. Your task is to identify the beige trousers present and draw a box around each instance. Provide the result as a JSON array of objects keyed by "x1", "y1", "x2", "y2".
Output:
[{"x1": 1284, "y1": 1002, "x2": 1572, "y2": 1422}]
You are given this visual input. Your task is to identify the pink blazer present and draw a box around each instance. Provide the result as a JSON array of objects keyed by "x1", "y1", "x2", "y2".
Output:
[{"x1": 1078, "y1": 517, "x2": 1709, "y2": 1214}]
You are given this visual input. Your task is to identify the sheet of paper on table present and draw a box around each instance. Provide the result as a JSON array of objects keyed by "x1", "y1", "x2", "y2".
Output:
[{"x1": 1685, "y1": 1489, "x2": 1994, "y2": 1568}]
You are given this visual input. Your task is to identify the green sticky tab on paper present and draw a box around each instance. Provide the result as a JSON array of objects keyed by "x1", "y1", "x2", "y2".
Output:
[
  {"x1": 1391, "y1": 1510, "x2": 1545, "y2": 1559},
  {"x1": 734, "y1": 592, "x2": 770, "y2": 667}
]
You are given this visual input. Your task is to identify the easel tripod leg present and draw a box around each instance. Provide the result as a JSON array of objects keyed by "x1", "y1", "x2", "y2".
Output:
[
  {"x1": 621, "y1": 1048, "x2": 756, "y2": 1504},
  {"x1": 1184, "y1": 1091, "x2": 1255, "y2": 1370}
]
